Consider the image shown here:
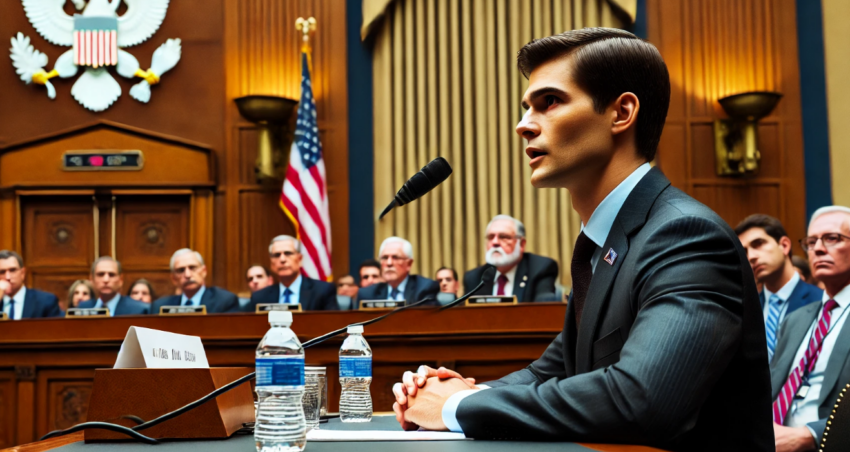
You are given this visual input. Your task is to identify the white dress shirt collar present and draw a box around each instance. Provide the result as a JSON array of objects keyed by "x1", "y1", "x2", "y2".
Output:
[
  {"x1": 764, "y1": 271, "x2": 800, "y2": 303},
  {"x1": 180, "y1": 285, "x2": 207, "y2": 307},
  {"x1": 2, "y1": 286, "x2": 26, "y2": 320}
]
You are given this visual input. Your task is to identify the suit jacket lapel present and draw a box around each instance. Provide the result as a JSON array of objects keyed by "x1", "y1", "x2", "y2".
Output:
[
  {"x1": 113, "y1": 297, "x2": 125, "y2": 316},
  {"x1": 786, "y1": 281, "x2": 813, "y2": 313},
  {"x1": 200, "y1": 287, "x2": 213, "y2": 308},
  {"x1": 770, "y1": 302, "x2": 819, "y2": 395},
  {"x1": 21, "y1": 289, "x2": 36, "y2": 318},
  {"x1": 513, "y1": 255, "x2": 530, "y2": 302},
  {"x1": 819, "y1": 308, "x2": 850, "y2": 409},
  {"x1": 564, "y1": 291, "x2": 578, "y2": 377},
  {"x1": 404, "y1": 276, "x2": 417, "y2": 303},
  {"x1": 300, "y1": 278, "x2": 313, "y2": 310},
  {"x1": 575, "y1": 220, "x2": 629, "y2": 373}
]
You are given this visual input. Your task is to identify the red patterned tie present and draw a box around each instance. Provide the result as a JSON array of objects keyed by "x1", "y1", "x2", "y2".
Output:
[
  {"x1": 496, "y1": 274, "x2": 508, "y2": 296},
  {"x1": 773, "y1": 299, "x2": 839, "y2": 425}
]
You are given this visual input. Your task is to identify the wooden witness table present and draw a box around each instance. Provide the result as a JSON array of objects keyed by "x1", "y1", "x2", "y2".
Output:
[{"x1": 0, "y1": 303, "x2": 662, "y2": 451}]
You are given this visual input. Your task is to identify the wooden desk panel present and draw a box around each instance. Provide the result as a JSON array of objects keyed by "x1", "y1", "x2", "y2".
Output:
[{"x1": 0, "y1": 303, "x2": 566, "y2": 448}]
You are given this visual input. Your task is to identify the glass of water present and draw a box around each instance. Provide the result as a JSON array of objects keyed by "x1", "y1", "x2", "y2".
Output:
[{"x1": 304, "y1": 367, "x2": 326, "y2": 430}]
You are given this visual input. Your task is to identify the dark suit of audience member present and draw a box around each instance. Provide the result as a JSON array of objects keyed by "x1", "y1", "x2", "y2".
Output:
[
  {"x1": 464, "y1": 253, "x2": 558, "y2": 302},
  {"x1": 3, "y1": 287, "x2": 63, "y2": 319},
  {"x1": 759, "y1": 280, "x2": 822, "y2": 321},
  {"x1": 247, "y1": 276, "x2": 338, "y2": 311},
  {"x1": 356, "y1": 274, "x2": 439, "y2": 307},
  {"x1": 151, "y1": 286, "x2": 239, "y2": 314},
  {"x1": 78, "y1": 295, "x2": 149, "y2": 316}
]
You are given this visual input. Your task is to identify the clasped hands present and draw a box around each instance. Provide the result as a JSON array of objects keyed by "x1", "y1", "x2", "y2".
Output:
[{"x1": 392, "y1": 365, "x2": 478, "y2": 431}]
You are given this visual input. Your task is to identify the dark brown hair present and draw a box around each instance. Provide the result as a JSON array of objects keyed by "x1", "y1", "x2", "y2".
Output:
[
  {"x1": 517, "y1": 27, "x2": 670, "y2": 161},
  {"x1": 435, "y1": 267, "x2": 458, "y2": 281},
  {"x1": 734, "y1": 214, "x2": 791, "y2": 257}
]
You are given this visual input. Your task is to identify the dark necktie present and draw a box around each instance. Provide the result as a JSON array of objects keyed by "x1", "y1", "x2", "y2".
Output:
[
  {"x1": 390, "y1": 287, "x2": 401, "y2": 300},
  {"x1": 282, "y1": 288, "x2": 293, "y2": 304},
  {"x1": 571, "y1": 232, "x2": 597, "y2": 328},
  {"x1": 6, "y1": 297, "x2": 14, "y2": 320},
  {"x1": 496, "y1": 274, "x2": 508, "y2": 296}
]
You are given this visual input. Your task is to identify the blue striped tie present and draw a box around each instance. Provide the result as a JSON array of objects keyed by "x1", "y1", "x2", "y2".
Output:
[{"x1": 766, "y1": 294, "x2": 782, "y2": 361}]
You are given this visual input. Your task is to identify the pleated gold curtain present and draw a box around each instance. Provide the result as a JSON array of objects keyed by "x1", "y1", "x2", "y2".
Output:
[{"x1": 370, "y1": 0, "x2": 634, "y2": 291}]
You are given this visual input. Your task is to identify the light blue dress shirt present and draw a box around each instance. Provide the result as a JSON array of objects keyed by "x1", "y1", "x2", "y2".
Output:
[
  {"x1": 94, "y1": 294, "x2": 121, "y2": 317},
  {"x1": 180, "y1": 285, "x2": 206, "y2": 307},
  {"x1": 441, "y1": 162, "x2": 652, "y2": 433},
  {"x1": 762, "y1": 272, "x2": 799, "y2": 325},
  {"x1": 280, "y1": 275, "x2": 302, "y2": 305},
  {"x1": 389, "y1": 276, "x2": 409, "y2": 301}
]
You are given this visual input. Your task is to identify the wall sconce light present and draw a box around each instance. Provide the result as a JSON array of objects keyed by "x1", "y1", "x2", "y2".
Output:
[
  {"x1": 235, "y1": 95, "x2": 298, "y2": 182},
  {"x1": 713, "y1": 91, "x2": 782, "y2": 176}
]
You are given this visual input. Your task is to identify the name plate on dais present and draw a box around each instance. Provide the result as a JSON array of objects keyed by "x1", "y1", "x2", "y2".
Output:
[
  {"x1": 160, "y1": 305, "x2": 207, "y2": 315},
  {"x1": 360, "y1": 299, "x2": 405, "y2": 310},
  {"x1": 63, "y1": 150, "x2": 144, "y2": 171},
  {"x1": 255, "y1": 303, "x2": 302, "y2": 313},
  {"x1": 0, "y1": 312, "x2": 8, "y2": 321},
  {"x1": 66, "y1": 307, "x2": 110, "y2": 318},
  {"x1": 465, "y1": 295, "x2": 517, "y2": 307}
]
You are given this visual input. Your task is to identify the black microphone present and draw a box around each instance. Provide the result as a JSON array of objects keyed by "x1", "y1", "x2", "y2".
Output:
[
  {"x1": 379, "y1": 157, "x2": 452, "y2": 219},
  {"x1": 439, "y1": 266, "x2": 496, "y2": 310}
]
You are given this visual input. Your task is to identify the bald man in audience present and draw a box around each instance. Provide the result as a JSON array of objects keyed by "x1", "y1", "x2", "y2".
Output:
[
  {"x1": 246, "y1": 235, "x2": 339, "y2": 311},
  {"x1": 357, "y1": 237, "x2": 439, "y2": 306},
  {"x1": 151, "y1": 249, "x2": 239, "y2": 314}
]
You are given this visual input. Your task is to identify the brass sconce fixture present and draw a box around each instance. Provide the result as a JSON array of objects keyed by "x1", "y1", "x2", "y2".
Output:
[
  {"x1": 234, "y1": 95, "x2": 298, "y2": 182},
  {"x1": 713, "y1": 91, "x2": 782, "y2": 176}
]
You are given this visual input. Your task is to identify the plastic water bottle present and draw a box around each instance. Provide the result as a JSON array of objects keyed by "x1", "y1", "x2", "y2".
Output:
[
  {"x1": 339, "y1": 325, "x2": 373, "y2": 422},
  {"x1": 255, "y1": 311, "x2": 306, "y2": 452}
]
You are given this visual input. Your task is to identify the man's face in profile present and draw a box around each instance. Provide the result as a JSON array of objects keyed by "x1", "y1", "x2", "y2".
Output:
[{"x1": 517, "y1": 54, "x2": 616, "y2": 189}]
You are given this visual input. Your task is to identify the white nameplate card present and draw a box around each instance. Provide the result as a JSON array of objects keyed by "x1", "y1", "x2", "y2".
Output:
[
  {"x1": 360, "y1": 299, "x2": 405, "y2": 310},
  {"x1": 66, "y1": 307, "x2": 110, "y2": 318},
  {"x1": 114, "y1": 326, "x2": 210, "y2": 369},
  {"x1": 465, "y1": 295, "x2": 517, "y2": 307},
  {"x1": 255, "y1": 303, "x2": 302, "y2": 313},
  {"x1": 160, "y1": 305, "x2": 207, "y2": 315}
]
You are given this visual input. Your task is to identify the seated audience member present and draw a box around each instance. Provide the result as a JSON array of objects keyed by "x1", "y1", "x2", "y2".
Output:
[
  {"x1": 792, "y1": 255, "x2": 823, "y2": 289},
  {"x1": 435, "y1": 267, "x2": 459, "y2": 296},
  {"x1": 359, "y1": 259, "x2": 383, "y2": 288},
  {"x1": 65, "y1": 279, "x2": 94, "y2": 312},
  {"x1": 464, "y1": 215, "x2": 558, "y2": 302},
  {"x1": 152, "y1": 249, "x2": 239, "y2": 314},
  {"x1": 770, "y1": 206, "x2": 850, "y2": 451},
  {"x1": 246, "y1": 235, "x2": 338, "y2": 311},
  {"x1": 247, "y1": 265, "x2": 274, "y2": 293},
  {"x1": 735, "y1": 214, "x2": 822, "y2": 361},
  {"x1": 127, "y1": 278, "x2": 156, "y2": 303},
  {"x1": 78, "y1": 257, "x2": 149, "y2": 316},
  {"x1": 0, "y1": 250, "x2": 62, "y2": 319},
  {"x1": 336, "y1": 275, "x2": 359, "y2": 298},
  {"x1": 357, "y1": 237, "x2": 439, "y2": 306}
]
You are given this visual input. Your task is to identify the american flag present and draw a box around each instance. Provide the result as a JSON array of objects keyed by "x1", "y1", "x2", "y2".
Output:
[{"x1": 281, "y1": 52, "x2": 332, "y2": 281}]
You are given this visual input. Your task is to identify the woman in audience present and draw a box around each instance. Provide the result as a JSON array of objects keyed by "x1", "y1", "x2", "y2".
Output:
[
  {"x1": 127, "y1": 279, "x2": 156, "y2": 303},
  {"x1": 64, "y1": 280, "x2": 95, "y2": 311}
]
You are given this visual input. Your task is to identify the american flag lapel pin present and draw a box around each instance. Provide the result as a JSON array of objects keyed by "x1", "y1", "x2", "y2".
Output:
[{"x1": 603, "y1": 248, "x2": 618, "y2": 266}]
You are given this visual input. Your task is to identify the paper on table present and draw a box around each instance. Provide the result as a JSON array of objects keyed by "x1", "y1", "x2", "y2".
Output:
[{"x1": 307, "y1": 429, "x2": 467, "y2": 442}]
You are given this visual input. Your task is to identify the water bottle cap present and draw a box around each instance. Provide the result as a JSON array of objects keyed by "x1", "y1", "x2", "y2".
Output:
[
  {"x1": 268, "y1": 310, "x2": 293, "y2": 325},
  {"x1": 347, "y1": 325, "x2": 364, "y2": 334}
]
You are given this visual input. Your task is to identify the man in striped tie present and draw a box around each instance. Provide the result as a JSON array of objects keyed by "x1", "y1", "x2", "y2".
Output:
[
  {"x1": 735, "y1": 214, "x2": 822, "y2": 362},
  {"x1": 770, "y1": 206, "x2": 850, "y2": 452}
]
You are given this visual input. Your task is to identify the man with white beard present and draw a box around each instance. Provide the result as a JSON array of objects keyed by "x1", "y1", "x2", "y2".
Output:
[{"x1": 463, "y1": 215, "x2": 559, "y2": 302}]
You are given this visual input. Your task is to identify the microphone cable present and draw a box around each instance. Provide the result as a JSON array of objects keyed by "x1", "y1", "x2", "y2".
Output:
[{"x1": 39, "y1": 277, "x2": 490, "y2": 443}]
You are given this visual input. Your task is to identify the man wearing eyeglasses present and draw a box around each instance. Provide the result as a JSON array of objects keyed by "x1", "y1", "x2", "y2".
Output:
[
  {"x1": 151, "y1": 249, "x2": 239, "y2": 314},
  {"x1": 770, "y1": 206, "x2": 850, "y2": 452},
  {"x1": 247, "y1": 235, "x2": 339, "y2": 311},
  {"x1": 357, "y1": 237, "x2": 439, "y2": 306},
  {"x1": 464, "y1": 215, "x2": 559, "y2": 302}
]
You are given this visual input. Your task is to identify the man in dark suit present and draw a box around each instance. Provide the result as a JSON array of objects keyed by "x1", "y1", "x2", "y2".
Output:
[
  {"x1": 78, "y1": 257, "x2": 149, "y2": 316},
  {"x1": 769, "y1": 206, "x2": 850, "y2": 452},
  {"x1": 391, "y1": 28, "x2": 773, "y2": 452},
  {"x1": 464, "y1": 215, "x2": 558, "y2": 302},
  {"x1": 246, "y1": 235, "x2": 338, "y2": 311},
  {"x1": 151, "y1": 249, "x2": 239, "y2": 314},
  {"x1": 357, "y1": 237, "x2": 439, "y2": 307},
  {"x1": 0, "y1": 250, "x2": 62, "y2": 319},
  {"x1": 736, "y1": 214, "x2": 823, "y2": 361}
]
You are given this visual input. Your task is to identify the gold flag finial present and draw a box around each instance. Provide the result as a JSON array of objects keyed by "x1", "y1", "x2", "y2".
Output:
[{"x1": 295, "y1": 17, "x2": 317, "y2": 53}]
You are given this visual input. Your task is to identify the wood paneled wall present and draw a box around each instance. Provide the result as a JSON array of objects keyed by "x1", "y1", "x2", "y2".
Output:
[{"x1": 648, "y1": 0, "x2": 807, "y2": 243}]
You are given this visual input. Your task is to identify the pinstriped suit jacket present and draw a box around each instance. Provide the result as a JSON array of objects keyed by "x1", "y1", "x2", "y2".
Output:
[{"x1": 455, "y1": 168, "x2": 774, "y2": 452}]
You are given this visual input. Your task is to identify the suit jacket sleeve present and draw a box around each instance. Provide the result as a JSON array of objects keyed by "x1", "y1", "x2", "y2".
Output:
[
  {"x1": 220, "y1": 290, "x2": 239, "y2": 313},
  {"x1": 44, "y1": 293, "x2": 62, "y2": 317},
  {"x1": 320, "y1": 282, "x2": 339, "y2": 310},
  {"x1": 457, "y1": 216, "x2": 749, "y2": 443},
  {"x1": 531, "y1": 257, "x2": 559, "y2": 300},
  {"x1": 808, "y1": 419, "x2": 826, "y2": 444},
  {"x1": 463, "y1": 269, "x2": 478, "y2": 296}
]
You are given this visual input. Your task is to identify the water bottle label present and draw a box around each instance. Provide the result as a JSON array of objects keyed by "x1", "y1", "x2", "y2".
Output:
[
  {"x1": 339, "y1": 356, "x2": 372, "y2": 377},
  {"x1": 255, "y1": 356, "x2": 305, "y2": 386}
]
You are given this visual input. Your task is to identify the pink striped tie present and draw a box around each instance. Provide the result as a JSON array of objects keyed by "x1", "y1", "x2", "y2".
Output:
[{"x1": 773, "y1": 299, "x2": 839, "y2": 425}]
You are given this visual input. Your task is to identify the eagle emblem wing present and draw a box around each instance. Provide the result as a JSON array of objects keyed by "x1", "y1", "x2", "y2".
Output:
[
  {"x1": 21, "y1": 0, "x2": 75, "y2": 47},
  {"x1": 117, "y1": 0, "x2": 170, "y2": 47}
]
